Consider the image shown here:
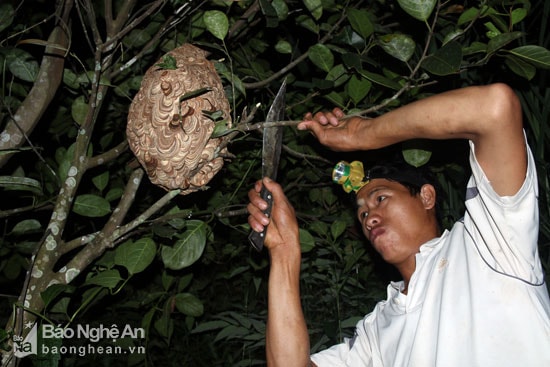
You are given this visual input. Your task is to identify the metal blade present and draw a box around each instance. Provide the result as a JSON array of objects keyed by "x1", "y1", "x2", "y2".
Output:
[
  {"x1": 261, "y1": 80, "x2": 286, "y2": 179},
  {"x1": 248, "y1": 80, "x2": 286, "y2": 251}
]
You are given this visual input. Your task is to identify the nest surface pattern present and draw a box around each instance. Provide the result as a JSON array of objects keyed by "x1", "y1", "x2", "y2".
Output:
[{"x1": 126, "y1": 44, "x2": 231, "y2": 195}]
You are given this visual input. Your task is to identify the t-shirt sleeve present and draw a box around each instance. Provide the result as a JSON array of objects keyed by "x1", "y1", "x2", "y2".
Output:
[
  {"x1": 310, "y1": 317, "x2": 375, "y2": 367},
  {"x1": 465, "y1": 136, "x2": 543, "y2": 284}
]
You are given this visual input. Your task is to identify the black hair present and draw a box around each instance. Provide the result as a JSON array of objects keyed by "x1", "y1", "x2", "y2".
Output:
[{"x1": 357, "y1": 160, "x2": 445, "y2": 232}]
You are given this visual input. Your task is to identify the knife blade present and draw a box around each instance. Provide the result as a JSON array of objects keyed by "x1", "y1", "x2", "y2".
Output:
[{"x1": 248, "y1": 80, "x2": 286, "y2": 251}]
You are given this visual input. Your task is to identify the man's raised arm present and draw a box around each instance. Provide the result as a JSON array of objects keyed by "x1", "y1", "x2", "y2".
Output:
[{"x1": 299, "y1": 83, "x2": 526, "y2": 196}]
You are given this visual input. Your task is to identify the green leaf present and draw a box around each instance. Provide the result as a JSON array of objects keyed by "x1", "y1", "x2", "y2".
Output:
[
  {"x1": 73, "y1": 194, "x2": 111, "y2": 217},
  {"x1": 123, "y1": 28, "x2": 152, "y2": 49},
  {"x1": 510, "y1": 8, "x2": 527, "y2": 26},
  {"x1": 161, "y1": 220, "x2": 207, "y2": 270},
  {"x1": 174, "y1": 293, "x2": 204, "y2": 317},
  {"x1": 86, "y1": 269, "x2": 122, "y2": 289},
  {"x1": 0, "y1": 4, "x2": 14, "y2": 33},
  {"x1": 62, "y1": 68, "x2": 79, "y2": 89},
  {"x1": 41, "y1": 284, "x2": 73, "y2": 309},
  {"x1": 505, "y1": 55, "x2": 536, "y2": 80},
  {"x1": 331, "y1": 219, "x2": 347, "y2": 240},
  {"x1": 210, "y1": 120, "x2": 234, "y2": 138},
  {"x1": 11, "y1": 219, "x2": 42, "y2": 235},
  {"x1": 346, "y1": 75, "x2": 372, "y2": 105},
  {"x1": 271, "y1": 0, "x2": 289, "y2": 21},
  {"x1": 487, "y1": 31, "x2": 523, "y2": 55},
  {"x1": 488, "y1": 12, "x2": 509, "y2": 34},
  {"x1": 71, "y1": 96, "x2": 89, "y2": 125},
  {"x1": 397, "y1": 0, "x2": 437, "y2": 21},
  {"x1": 204, "y1": 10, "x2": 229, "y2": 40},
  {"x1": 457, "y1": 5, "x2": 495, "y2": 26},
  {"x1": 299, "y1": 228, "x2": 315, "y2": 253},
  {"x1": 308, "y1": 44, "x2": 334, "y2": 72},
  {"x1": 463, "y1": 41, "x2": 487, "y2": 56},
  {"x1": 378, "y1": 34, "x2": 416, "y2": 62},
  {"x1": 156, "y1": 54, "x2": 177, "y2": 70},
  {"x1": 296, "y1": 14, "x2": 319, "y2": 34},
  {"x1": 484, "y1": 21, "x2": 500, "y2": 38},
  {"x1": 303, "y1": 0, "x2": 322, "y2": 20},
  {"x1": 507, "y1": 45, "x2": 550, "y2": 69},
  {"x1": 402, "y1": 140, "x2": 432, "y2": 167},
  {"x1": 342, "y1": 52, "x2": 363, "y2": 71},
  {"x1": 326, "y1": 64, "x2": 348, "y2": 87},
  {"x1": 154, "y1": 312, "x2": 174, "y2": 342},
  {"x1": 324, "y1": 91, "x2": 345, "y2": 106},
  {"x1": 7, "y1": 49, "x2": 39, "y2": 82},
  {"x1": 347, "y1": 8, "x2": 374, "y2": 39},
  {"x1": 192, "y1": 320, "x2": 230, "y2": 333},
  {"x1": 115, "y1": 238, "x2": 157, "y2": 275},
  {"x1": 259, "y1": 0, "x2": 279, "y2": 27},
  {"x1": 105, "y1": 187, "x2": 124, "y2": 202},
  {"x1": 421, "y1": 41, "x2": 462, "y2": 76},
  {"x1": 178, "y1": 273, "x2": 194, "y2": 292},
  {"x1": 162, "y1": 271, "x2": 175, "y2": 291},
  {"x1": 358, "y1": 70, "x2": 401, "y2": 91},
  {"x1": 92, "y1": 171, "x2": 109, "y2": 191},
  {"x1": 443, "y1": 29, "x2": 464, "y2": 45},
  {"x1": 0, "y1": 176, "x2": 42, "y2": 194},
  {"x1": 457, "y1": 7, "x2": 480, "y2": 26},
  {"x1": 214, "y1": 325, "x2": 249, "y2": 342},
  {"x1": 275, "y1": 40, "x2": 292, "y2": 54}
]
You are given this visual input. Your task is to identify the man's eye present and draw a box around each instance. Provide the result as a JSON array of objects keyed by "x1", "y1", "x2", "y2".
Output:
[
  {"x1": 377, "y1": 195, "x2": 386, "y2": 203},
  {"x1": 360, "y1": 211, "x2": 369, "y2": 219}
]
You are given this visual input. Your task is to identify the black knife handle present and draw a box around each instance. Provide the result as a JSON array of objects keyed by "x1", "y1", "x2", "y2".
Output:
[{"x1": 248, "y1": 185, "x2": 273, "y2": 251}]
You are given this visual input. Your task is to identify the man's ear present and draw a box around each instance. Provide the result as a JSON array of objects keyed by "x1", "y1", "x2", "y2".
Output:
[{"x1": 420, "y1": 184, "x2": 436, "y2": 210}]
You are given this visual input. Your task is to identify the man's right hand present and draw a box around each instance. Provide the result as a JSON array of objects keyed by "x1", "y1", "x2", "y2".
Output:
[
  {"x1": 247, "y1": 177, "x2": 300, "y2": 253},
  {"x1": 298, "y1": 107, "x2": 368, "y2": 152}
]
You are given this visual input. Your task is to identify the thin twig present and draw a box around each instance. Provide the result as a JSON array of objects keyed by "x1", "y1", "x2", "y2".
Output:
[
  {"x1": 86, "y1": 140, "x2": 128, "y2": 169},
  {"x1": 282, "y1": 144, "x2": 332, "y2": 164}
]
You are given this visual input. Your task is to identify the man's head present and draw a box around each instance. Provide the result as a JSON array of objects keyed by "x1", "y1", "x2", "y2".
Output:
[
  {"x1": 334, "y1": 160, "x2": 442, "y2": 273},
  {"x1": 358, "y1": 161, "x2": 444, "y2": 227},
  {"x1": 333, "y1": 160, "x2": 444, "y2": 229}
]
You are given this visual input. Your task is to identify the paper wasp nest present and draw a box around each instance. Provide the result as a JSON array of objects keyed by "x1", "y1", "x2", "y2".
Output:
[{"x1": 127, "y1": 44, "x2": 231, "y2": 195}]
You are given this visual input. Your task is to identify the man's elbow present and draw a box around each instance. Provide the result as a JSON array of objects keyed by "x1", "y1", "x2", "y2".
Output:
[{"x1": 485, "y1": 83, "x2": 523, "y2": 131}]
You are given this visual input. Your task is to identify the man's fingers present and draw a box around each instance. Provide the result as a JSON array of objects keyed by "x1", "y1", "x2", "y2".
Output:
[{"x1": 247, "y1": 198, "x2": 270, "y2": 231}]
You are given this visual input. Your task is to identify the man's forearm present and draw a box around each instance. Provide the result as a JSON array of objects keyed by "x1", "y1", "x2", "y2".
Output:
[
  {"x1": 355, "y1": 83, "x2": 526, "y2": 195},
  {"x1": 266, "y1": 248, "x2": 311, "y2": 367},
  {"x1": 359, "y1": 84, "x2": 516, "y2": 148}
]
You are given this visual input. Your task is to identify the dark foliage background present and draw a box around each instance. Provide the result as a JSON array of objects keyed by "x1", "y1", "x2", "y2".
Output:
[{"x1": 0, "y1": 0, "x2": 548, "y2": 366}]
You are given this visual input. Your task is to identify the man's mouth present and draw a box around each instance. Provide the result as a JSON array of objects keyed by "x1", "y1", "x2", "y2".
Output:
[{"x1": 369, "y1": 227, "x2": 384, "y2": 243}]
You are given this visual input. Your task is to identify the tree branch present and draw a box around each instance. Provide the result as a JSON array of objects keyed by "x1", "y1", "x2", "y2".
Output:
[
  {"x1": 227, "y1": 0, "x2": 261, "y2": 40},
  {"x1": 0, "y1": 7, "x2": 71, "y2": 168},
  {"x1": 102, "y1": 0, "x2": 163, "y2": 51},
  {"x1": 60, "y1": 168, "x2": 144, "y2": 255},
  {"x1": 86, "y1": 140, "x2": 128, "y2": 169},
  {"x1": 62, "y1": 188, "x2": 181, "y2": 275}
]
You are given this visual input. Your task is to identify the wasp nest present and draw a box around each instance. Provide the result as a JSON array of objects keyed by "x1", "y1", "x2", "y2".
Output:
[{"x1": 126, "y1": 44, "x2": 231, "y2": 195}]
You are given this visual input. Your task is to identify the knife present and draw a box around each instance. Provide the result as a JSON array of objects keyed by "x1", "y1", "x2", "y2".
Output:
[{"x1": 248, "y1": 80, "x2": 286, "y2": 251}]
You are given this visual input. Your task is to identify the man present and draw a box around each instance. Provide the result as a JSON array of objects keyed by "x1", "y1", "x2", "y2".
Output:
[{"x1": 247, "y1": 83, "x2": 550, "y2": 366}]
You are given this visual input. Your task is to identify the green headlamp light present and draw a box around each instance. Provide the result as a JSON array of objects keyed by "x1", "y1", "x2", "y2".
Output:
[{"x1": 332, "y1": 160, "x2": 369, "y2": 193}]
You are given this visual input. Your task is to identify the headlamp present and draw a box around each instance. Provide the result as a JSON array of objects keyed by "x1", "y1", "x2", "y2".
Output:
[{"x1": 332, "y1": 160, "x2": 369, "y2": 193}]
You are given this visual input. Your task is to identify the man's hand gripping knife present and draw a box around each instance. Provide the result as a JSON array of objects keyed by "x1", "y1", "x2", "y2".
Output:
[{"x1": 248, "y1": 178, "x2": 313, "y2": 367}]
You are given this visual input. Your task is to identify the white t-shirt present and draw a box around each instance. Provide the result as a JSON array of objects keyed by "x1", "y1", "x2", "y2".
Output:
[{"x1": 311, "y1": 142, "x2": 550, "y2": 367}]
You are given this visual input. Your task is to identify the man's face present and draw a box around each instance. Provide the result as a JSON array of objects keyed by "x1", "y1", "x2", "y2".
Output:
[{"x1": 355, "y1": 178, "x2": 437, "y2": 269}]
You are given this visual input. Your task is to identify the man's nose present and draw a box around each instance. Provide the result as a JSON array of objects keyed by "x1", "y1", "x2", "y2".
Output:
[{"x1": 366, "y1": 212, "x2": 380, "y2": 230}]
